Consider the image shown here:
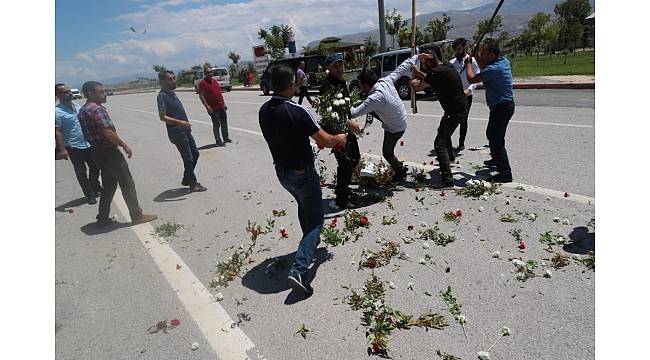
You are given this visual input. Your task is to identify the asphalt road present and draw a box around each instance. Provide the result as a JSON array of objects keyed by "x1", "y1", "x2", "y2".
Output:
[{"x1": 56, "y1": 88, "x2": 595, "y2": 360}]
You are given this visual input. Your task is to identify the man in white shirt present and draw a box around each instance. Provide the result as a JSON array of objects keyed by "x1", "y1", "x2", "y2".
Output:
[
  {"x1": 449, "y1": 38, "x2": 480, "y2": 152},
  {"x1": 296, "y1": 61, "x2": 312, "y2": 105},
  {"x1": 349, "y1": 54, "x2": 420, "y2": 182}
]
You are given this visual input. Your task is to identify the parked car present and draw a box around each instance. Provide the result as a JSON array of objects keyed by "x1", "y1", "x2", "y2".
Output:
[
  {"x1": 194, "y1": 67, "x2": 232, "y2": 93},
  {"x1": 347, "y1": 43, "x2": 448, "y2": 100},
  {"x1": 259, "y1": 55, "x2": 327, "y2": 96},
  {"x1": 70, "y1": 88, "x2": 82, "y2": 99},
  {"x1": 106, "y1": 89, "x2": 114, "y2": 96}
]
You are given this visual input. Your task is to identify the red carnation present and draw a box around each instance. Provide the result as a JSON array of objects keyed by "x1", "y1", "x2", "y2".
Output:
[
  {"x1": 400, "y1": 140, "x2": 404, "y2": 146},
  {"x1": 518, "y1": 240, "x2": 526, "y2": 249},
  {"x1": 415, "y1": 187, "x2": 420, "y2": 192},
  {"x1": 407, "y1": 225, "x2": 414, "y2": 231},
  {"x1": 359, "y1": 216, "x2": 369, "y2": 226},
  {"x1": 564, "y1": 192, "x2": 569, "y2": 198},
  {"x1": 454, "y1": 209, "x2": 462, "y2": 218},
  {"x1": 367, "y1": 258, "x2": 377, "y2": 268},
  {"x1": 170, "y1": 319, "x2": 181, "y2": 327},
  {"x1": 430, "y1": 161, "x2": 434, "y2": 165},
  {"x1": 272, "y1": 209, "x2": 278, "y2": 216},
  {"x1": 280, "y1": 228, "x2": 288, "y2": 238}
]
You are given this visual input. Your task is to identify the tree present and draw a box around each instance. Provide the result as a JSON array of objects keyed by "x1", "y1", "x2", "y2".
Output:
[
  {"x1": 258, "y1": 24, "x2": 294, "y2": 60},
  {"x1": 554, "y1": 0, "x2": 592, "y2": 50},
  {"x1": 541, "y1": 21, "x2": 561, "y2": 56},
  {"x1": 152, "y1": 64, "x2": 166, "y2": 72},
  {"x1": 385, "y1": 8, "x2": 406, "y2": 49},
  {"x1": 528, "y1": 12, "x2": 551, "y2": 52},
  {"x1": 472, "y1": 15, "x2": 503, "y2": 45},
  {"x1": 425, "y1": 13, "x2": 452, "y2": 42},
  {"x1": 227, "y1": 52, "x2": 240, "y2": 65},
  {"x1": 363, "y1": 36, "x2": 378, "y2": 58},
  {"x1": 396, "y1": 25, "x2": 430, "y2": 48}
]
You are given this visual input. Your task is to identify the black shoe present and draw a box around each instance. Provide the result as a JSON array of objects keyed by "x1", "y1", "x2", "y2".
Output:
[
  {"x1": 287, "y1": 270, "x2": 313, "y2": 295},
  {"x1": 86, "y1": 196, "x2": 97, "y2": 205},
  {"x1": 96, "y1": 218, "x2": 117, "y2": 228},
  {"x1": 215, "y1": 141, "x2": 225, "y2": 147},
  {"x1": 189, "y1": 183, "x2": 208, "y2": 192},
  {"x1": 181, "y1": 178, "x2": 190, "y2": 186},
  {"x1": 489, "y1": 173, "x2": 513, "y2": 183},
  {"x1": 224, "y1": 138, "x2": 233, "y2": 143},
  {"x1": 483, "y1": 159, "x2": 497, "y2": 167},
  {"x1": 430, "y1": 180, "x2": 454, "y2": 189},
  {"x1": 392, "y1": 167, "x2": 408, "y2": 182},
  {"x1": 455, "y1": 145, "x2": 465, "y2": 152}
]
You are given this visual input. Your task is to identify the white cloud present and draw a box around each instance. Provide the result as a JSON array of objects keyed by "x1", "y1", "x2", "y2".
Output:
[{"x1": 58, "y1": 0, "x2": 490, "y2": 85}]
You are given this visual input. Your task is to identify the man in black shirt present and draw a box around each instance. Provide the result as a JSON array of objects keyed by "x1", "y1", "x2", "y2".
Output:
[
  {"x1": 411, "y1": 50, "x2": 467, "y2": 189},
  {"x1": 319, "y1": 54, "x2": 362, "y2": 210},
  {"x1": 157, "y1": 70, "x2": 207, "y2": 192},
  {"x1": 259, "y1": 64, "x2": 346, "y2": 295}
]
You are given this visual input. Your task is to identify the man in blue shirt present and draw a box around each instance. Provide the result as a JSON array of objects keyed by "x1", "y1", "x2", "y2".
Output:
[
  {"x1": 55, "y1": 83, "x2": 102, "y2": 204},
  {"x1": 259, "y1": 64, "x2": 346, "y2": 295},
  {"x1": 465, "y1": 39, "x2": 515, "y2": 183},
  {"x1": 157, "y1": 70, "x2": 207, "y2": 192}
]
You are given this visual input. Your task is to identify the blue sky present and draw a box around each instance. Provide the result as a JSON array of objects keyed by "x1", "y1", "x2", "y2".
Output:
[{"x1": 55, "y1": 0, "x2": 488, "y2": 87}]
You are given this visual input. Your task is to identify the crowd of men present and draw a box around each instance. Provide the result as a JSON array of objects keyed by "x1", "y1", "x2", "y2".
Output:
[{"x1": 56, "y1": 37, "x2": 514, "y2": 296}]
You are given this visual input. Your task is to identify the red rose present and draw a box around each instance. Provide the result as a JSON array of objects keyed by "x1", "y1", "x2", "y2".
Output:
[
  {"x1": 280, "y1": 228, "x2": 288, "y2": 238},
  {"x1": 400, "y1": 140, "x2": 404, "y2": 146},
  {"x1": 170, "y1": 319, "x2": 180, "y2": 327},
  {"x1": 422, "y1": 161, "x2": 427, "y2": 165},
  {"x1": 518, "y1": 240, "x2": 526, "y2": 249},
  {"x1": 68, "y1": 209, "x2": 74, "y2": 213},
  {"x1": 359, "y1": 216, "x2": 368, "y2": 226},
  {"x1": 272, "y1": 209, "x2": 278, "y2": 215},
  {"x1": 430, "y1": 161, "x2": 434, "y2": 165},
  {"x1": 454, "y1": 209, "x2": 462, "y2": 218},
  {"x1": 415, "y1": 187, "x2": 420, "y2": 192},
  {"x1": 367, "y1": 258, "x2": 377, "y2": 268},
  {"x1": 440, "y1": 191, "x2": 446, "y2": 197},
  {"x1": 407, "y1": 225, "x2": 414, "y2": 231},
  {"x1": 564, "y1": 192, "x2": 569, "y2": 198}
]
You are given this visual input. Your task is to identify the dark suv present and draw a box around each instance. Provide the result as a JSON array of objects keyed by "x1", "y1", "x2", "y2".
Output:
[{"x1": 259, "y1": 55, "x2": 327, "y2": 95}]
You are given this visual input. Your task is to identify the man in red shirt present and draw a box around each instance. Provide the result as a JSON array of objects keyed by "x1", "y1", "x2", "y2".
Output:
[{"x1": 198, "y1": 67, "x2": 230, "y2": 146}]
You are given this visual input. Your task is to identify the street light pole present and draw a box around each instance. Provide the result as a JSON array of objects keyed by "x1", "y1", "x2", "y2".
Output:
[{"x1": 378, "y1": 0, "x2": 386, "y2": 52}]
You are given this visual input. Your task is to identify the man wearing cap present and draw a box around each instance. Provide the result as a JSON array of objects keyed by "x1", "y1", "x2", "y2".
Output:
[{"x1": 319, "y1": 53, "x2": 362, "y2": 210}]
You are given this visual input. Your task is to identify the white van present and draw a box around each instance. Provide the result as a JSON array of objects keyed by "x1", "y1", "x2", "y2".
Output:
[{"x1": 194, "y1": 67, "x2": 231, "y2": 93}]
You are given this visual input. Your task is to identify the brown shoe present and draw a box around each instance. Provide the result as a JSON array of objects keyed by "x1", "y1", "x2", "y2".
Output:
[{"x1": 131, "y1": 214, "x2": 157, "y2": 225}]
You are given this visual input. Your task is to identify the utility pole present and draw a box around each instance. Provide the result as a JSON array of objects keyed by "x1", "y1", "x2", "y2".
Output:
[{"x1": 378, "y1": 0, "x2": 386, "y2": 52}]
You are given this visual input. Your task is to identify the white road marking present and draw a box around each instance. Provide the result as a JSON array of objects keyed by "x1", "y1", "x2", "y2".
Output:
[
  {"x1": 408, "y1": 112, "x2": 593, "y2": 128},
  {"x1": 112, "y1": 189, "x2": 258, "y2": 360},
  {"x1": 113, "y1": 105, "x2": 594, "y2": 204}
]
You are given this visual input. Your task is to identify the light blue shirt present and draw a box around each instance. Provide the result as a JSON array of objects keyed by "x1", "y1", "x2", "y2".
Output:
[
  {"x1": 480, "y1": 56, "x2": 514, "y2": 107},
  {"x1": 55, "y1": 102, "x2": 90, "y2": 149}
]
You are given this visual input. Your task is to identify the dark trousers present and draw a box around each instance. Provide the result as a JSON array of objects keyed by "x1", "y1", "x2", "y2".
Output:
[
  {"x1": 435, "y1": 113, "x2": 463, "y2": 182},
  {"x1": 457, "y1": 95, "x2": 473, "y2": 147},
  {"x1": 487, "y1": 101, "x2": 515, "y2": 177},
  {"x1": 209, "y1": 108, "x2": 229, "y2": 142},
  {"x1": 333, "y1": 131, "x2": 361, "y2": 203},
  {"x1": 275, "y1": 164, "x2": 323, "y2": 275},
  {"x1": 169, "y1": 130, "x2": 200, "y2": 187},
  {"x1": 91, "y1": 147, "x2": 142, "y2": 221},
  {"x1": 67, "y1": 146, "x2": 101, "y2": 198},
  {"x1": 298, "y1": 86, "x2": 312, "y2": 105},
  {"x1": 382, "y1": 130, "x2": 405, "y2": 171}
]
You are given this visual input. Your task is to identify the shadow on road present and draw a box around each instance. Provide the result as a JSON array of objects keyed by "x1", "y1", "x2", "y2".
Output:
[
  {"x1": 563, "y1": 226, "x2": 595, "y2": 255},
  {"x1": 154, "y1": 188, "x2": 188, "y2": 202},
  {"x1": 80, "y1": 221, "x2": 130, "y2": 235},
  {"x1": 241, "y1": 247, "x2": 332, "y2": 304},
  {"x1": 198, "y1": 143, "x2": 224, "y2": 150},
  {"x1": 55, "y1": 197, "x2": 88, "y2": 212}
]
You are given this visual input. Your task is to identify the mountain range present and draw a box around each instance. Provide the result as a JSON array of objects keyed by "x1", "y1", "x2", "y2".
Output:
[{"x1": 306, "y1": 0, "x2": 595, "y2": 48}]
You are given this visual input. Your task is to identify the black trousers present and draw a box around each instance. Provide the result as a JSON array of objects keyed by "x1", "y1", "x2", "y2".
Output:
[
  {"x1": 382, "y1": 130, "x2": 405, "y2": 171},
  {"x1": 91, "y1": 147, "x2": 143, "y2": 221},
  {"x1": 298, "y1": 86, "x2": 312, "y2": 105},
  {"x1": 435, "y1": 113, "x2": 463, "y2": 182},
  {"x1": 67, "y1": 146, "x2": 101, "y2": 198},
  {"x1": 487, "y1": 101, "x2": 515, "y2": 177},
  {"x1": 169, "y1": 130, "x2": 200, "y2": 186},
  {"x1": 333, "y1": 130, "x2": 360, "y2": 203},
  {"x1": 209, "y1": 109, "x2": 229, "y2": 142},
  {"x1": 457, "y1": 95, "x2": 473, "y2": 147}
]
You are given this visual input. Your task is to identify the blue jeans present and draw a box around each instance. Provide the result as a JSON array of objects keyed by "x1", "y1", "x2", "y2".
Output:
[
  {"x1": 487, "y1": 101, "x2": 515, "y2": 177},
  {"x1": 275, "y1": 164, "x2": 324, "y2": 275},
  {"x1": 169, "y1": 129, "x2": 199, "y2": 186},
  {"x1": 209, "y1": 108, "x2": 229, "y2": 142}
]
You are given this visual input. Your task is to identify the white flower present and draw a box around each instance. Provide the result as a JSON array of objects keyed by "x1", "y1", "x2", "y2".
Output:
[
  {"x1": 191, "y1": 342, "x2": 199, "y2": 351},
  {"x1": 373, "y1": 300, "x2": 384, "y2": 309},
  {"x1": 480, "y1": 195, "x2": 488, "y2": 201},
  {"x1": 543, "y1": 269, "x2": 552, "y2": 278},
  {"x1": 477, "y1": 350, "x2": 490, "y2": 360},
  {"x1": 562, "y1": 218, "x2": 570, "y2": 225},
  {"x1": 419, "y1": 258, "x2": 426, "y2": 265},
  {"x1": 422, "y1": 243, "x2": 430, "y2": 249},
  {"x1": 336, "y1": 93, "x2": 343, "y2": 99},
  {"x1": 457, "y1": 315, "x2": 466, "y2": 324},
  {"x1": 501, "y1": 326, "x2": 511, "y2": 336},
  {"x1": 527, "y1": 212, "x2": 537, "y2": 220},
  {"x1": 332, "y1": 112, "x2": 339, "y2": 119},
  {"x1": 478, "y1": 206, "x2": 484, "y2": 212},
  {"x1": 505, "y1": 199, "x2": 511, "y2": 205},
  {"x1": 345, "y1": 97, "x2": 350, "y2": 102},
  {"x1": 376, "y1": 237, "x2": 383, "y2": 243},
  {"x1": 215, "y1": 292, "x2": 224, "y2": 302},
  {"x1": 512, "y1": 259, "x2": 525, "y2": 270},
  {"x1": 407, "y1": 282, "x2": 414, "y2": 290},
  {"x1": 389, "y1": 282, "x2": 397, "y2": 289},
  {"x1": 553, "y1": 217, "x2": 561, "y2": 222},
  {"x1": 491, "y1": 251, "x2": 500, "y2": 259},
  {"x1": 327, "y1": 106, "x2": 332, "y2": 112}
]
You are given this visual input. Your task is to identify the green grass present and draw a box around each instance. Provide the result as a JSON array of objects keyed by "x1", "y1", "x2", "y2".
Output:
[{"x1": 509, "y1": 50, "x2": 594, "y2": 77}]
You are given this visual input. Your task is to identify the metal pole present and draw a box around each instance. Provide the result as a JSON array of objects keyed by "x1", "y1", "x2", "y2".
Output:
[
  {"x1": 410, "y1": 0, "x2": 417, "y2": 114},
  {"x1": 378, "y1": 0, "x2": 386, "y2": 52}
]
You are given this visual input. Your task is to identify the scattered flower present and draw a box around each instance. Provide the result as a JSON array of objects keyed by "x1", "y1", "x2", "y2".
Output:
[
  {"x1": 518, "y1": 240, "x2": 526, "y2": 249},
  {"x1": 553, "y1": 217, "x2": 561, "y2": 223},
  {"x1": 280, "y1": 228, "x2": 289, "y2": 238},
  {"x1": 562, "y1": 218, "x2": 570, "y2": 225},
  {"x1": 422, "y1": 243, "x2": 430, "y2": 249},
  {"x1": 191, "y1": 342, "x2": 199, "y2": 351},
  {"x1": 505, "y1": 199, "x2": 511, "y2": 205},
  {"x1": 478, "y1": 206, "x2": 484, "y2": 212},
  {"x1": 68, "y1": 209, "x2": 74, "y2": 213},
  {"x1": 419, "y1": 258, "x2": 427, "y2": 265},
  {"x1": 407, "y1": 225, "x2": 414, "y2": 231},
  {"x1": 491, "y1": 251, "x2": 500, "y2": 259},
  {"x1": 295, "y1": 323, "x2": 311, "y2": 339},
  {"x1": 215, "y1": 293, "x2": 224, "y2": 302},
  {"x1": 176, "y1": 264, "x2": 182, "y2": 270},
  {"x1": 400, "y1": 140, "x2": 404, "y2": 146},
  {"x1": 564, "y1": 192, "x2": 569, "y2": 198},
  {"x1": 501, "y1": 326, "x2": 511, "y2": 336},
  {"x1": 389, "y1": 282, "x2": 396, "y2": 289},
  {"x1": 170, "y1": 319, "x2": 180, "y2": 327},
  {"x1": 543, "y1": 269, "x2": 552, "y2": 278}
]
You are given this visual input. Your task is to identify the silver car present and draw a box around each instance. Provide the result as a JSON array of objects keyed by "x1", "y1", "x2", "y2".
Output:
[{"x1": 194, "y1": 67, "x2": 231, "y2": 93}]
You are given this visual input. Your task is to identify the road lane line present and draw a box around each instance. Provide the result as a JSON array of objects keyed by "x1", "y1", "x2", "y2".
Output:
[
  {"x1": 112, "y1": 189, "x2": 259, "y2": 360},
  {"x1": 112, "y1": 105, "x2": 594, "y2": 204}
]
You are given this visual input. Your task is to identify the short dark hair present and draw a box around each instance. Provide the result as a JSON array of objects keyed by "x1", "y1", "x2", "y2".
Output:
[
  {"x1": 358, "y1": 69, "x2": 378, "y2": 88},
  {"x1": 158, "y1": 70, "x2": 174, "y2": 82},
  {"x1": 55, "y1": 83, "x2": 66, "y2": 92},
  {"x1": 424, "y1": 46, "x2": 441, "y2": 62},
  {"x1": 482, "y1": 38, "x2": 501, "y2": 57},
  {"x1": 452, "y1": 38, "x2": 467, "y2": 48},
  {"x1": 270, "y1": 64, "x2": 295, "y2": 92},
  {"x1": 81, "y1": 81, "x2": 103, "y2": 97}
]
